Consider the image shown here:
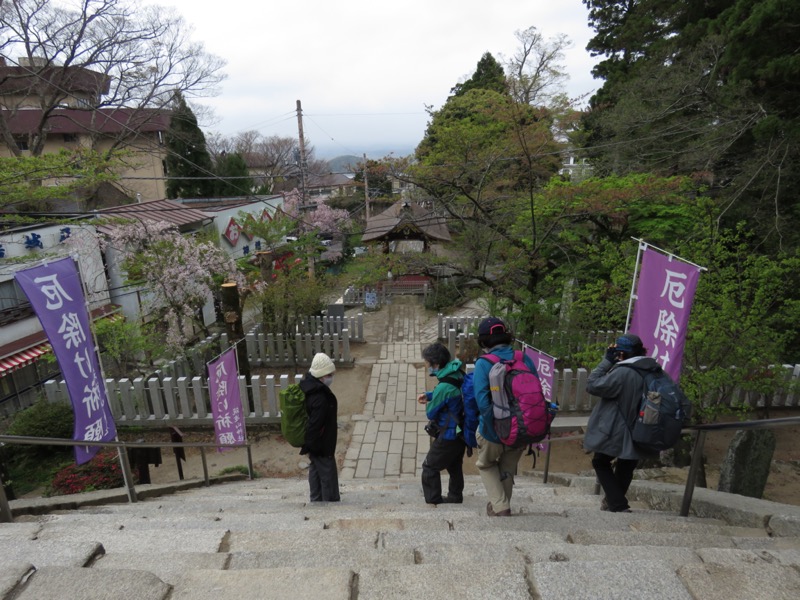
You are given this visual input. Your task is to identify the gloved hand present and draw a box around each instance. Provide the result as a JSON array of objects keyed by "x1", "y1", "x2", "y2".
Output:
[{"x1": 604, "y1": 346, "x2": 619, "y2": 364}]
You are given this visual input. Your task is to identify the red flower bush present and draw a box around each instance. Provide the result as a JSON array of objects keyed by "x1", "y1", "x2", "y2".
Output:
[{"x1": 48, "y1": 450, "x2": 137, "y2": 496}]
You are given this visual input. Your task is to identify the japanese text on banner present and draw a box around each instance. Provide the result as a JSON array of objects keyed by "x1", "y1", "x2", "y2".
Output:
[
  {"x1": 15, "y1": 258, "x2": 116, "y2": 465},
  {"x1": 208, "y1": 347, "x2": 246, "y2": 450},
  {"x1": 629, "y1": 247, "x2": 701, "y2": 382}
]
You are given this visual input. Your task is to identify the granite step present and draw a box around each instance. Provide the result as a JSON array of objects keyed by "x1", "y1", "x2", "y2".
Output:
[{"x1": 2, "y1": 474, "x2": 800, "y2": 600}]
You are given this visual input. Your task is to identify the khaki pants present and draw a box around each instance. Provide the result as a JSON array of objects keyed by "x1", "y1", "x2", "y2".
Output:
[{"x1": 475, "y1": 432, "x2": 525, "y2": 513}]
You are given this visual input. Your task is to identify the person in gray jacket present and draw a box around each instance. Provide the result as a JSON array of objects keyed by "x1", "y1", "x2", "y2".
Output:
[{"x1": 584, "y1": 333, "x2": 660, "y2": 512}]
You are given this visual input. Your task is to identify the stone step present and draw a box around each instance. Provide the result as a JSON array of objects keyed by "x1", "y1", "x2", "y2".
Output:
[
  {"x1": 0, "y1": 539, "x2": 102, "y2": 569},
  {"x1": 11, "y1": 566, "x2": 171, "y2": 600},
  {"x1": 4, "y1": 472, "x2": 800, "y2": 600}
]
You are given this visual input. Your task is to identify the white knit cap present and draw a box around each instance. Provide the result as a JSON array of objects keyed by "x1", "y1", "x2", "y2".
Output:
[{"x1": 309, "y1": 353, "x2": 336, "y2": 378}]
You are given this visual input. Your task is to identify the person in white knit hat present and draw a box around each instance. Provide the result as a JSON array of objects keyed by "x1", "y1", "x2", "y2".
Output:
[{"x1": 299, "y1": 352, "x2": 340, "y2": 501}]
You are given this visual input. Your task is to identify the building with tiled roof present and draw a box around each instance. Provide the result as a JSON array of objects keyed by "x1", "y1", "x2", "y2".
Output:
[
  {"x1": 362, "y1": 199, "x2": 451, "y2": 251},
  {"x1": 0, "y1": 59, "x2": 170, "y2": 203}
]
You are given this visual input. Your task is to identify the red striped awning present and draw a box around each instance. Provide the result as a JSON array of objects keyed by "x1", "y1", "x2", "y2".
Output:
[{"x1": 0, "y1": 343, "x2": 52, "y2": 377}]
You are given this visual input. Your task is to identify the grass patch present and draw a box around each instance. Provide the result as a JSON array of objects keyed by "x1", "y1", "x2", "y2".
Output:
[{"x1": 217, "y1": 465, "x2": 253, "y2": 477}]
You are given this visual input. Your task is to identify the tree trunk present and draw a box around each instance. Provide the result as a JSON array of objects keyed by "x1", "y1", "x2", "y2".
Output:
[{"x1": 220, "y1": 283, "x2": 252, "y2": 403}]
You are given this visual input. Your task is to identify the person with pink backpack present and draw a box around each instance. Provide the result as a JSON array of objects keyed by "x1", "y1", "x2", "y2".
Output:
[{"x1": 472, "y1": 317, "x2": 545, "y2": 516}]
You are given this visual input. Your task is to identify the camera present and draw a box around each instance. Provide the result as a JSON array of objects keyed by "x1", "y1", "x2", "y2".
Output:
[{"x1": 424, "y1": 420, "x2": 441, "y2": 438}]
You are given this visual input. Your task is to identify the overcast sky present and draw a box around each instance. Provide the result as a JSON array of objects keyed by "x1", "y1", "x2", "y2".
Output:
[{"x1": 150, "y1": 0, "x2": 599, "y2": 159}]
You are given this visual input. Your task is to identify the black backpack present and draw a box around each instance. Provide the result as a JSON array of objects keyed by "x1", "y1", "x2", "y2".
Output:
[{"x1": 618, "y1": 364, "x2": 692, "y2": 454}]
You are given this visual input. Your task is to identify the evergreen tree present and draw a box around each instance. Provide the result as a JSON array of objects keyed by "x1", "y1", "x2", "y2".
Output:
[
  {"x1": 580, "y1": 0, "x2": 800, "y2": 251},
  {"x1": 214, "y1": 152, "x2": 253, "y2": 197},
  {"x1": 164, "y1": 92, "x2": 215, "y2": 199},
  {"x1": 450, "y1": 52, "x2": 507, "y2": 97}
]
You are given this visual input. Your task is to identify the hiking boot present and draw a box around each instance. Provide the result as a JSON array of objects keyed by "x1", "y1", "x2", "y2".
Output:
[{"x1": 442, "y1": 496, "x2": 463, "y2": 504}]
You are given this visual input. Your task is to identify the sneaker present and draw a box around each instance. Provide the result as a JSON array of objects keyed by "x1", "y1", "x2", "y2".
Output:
[{"x1": 486, "y1": 502, "x2": 511, "y2": 517}]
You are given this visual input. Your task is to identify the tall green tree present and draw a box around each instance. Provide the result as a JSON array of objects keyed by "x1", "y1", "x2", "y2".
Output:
[
  {"x1": 165, "y1": 92, "x2": 215, "y2": 199},
  {"x1": 580, "y1": 0, "x2": 800, "y2": 252},
  {"x1": 450, "y1": 52, "x2": 507, "y2": 97},
  {"x1": 213, "y1": 152, "x2": 253, "y2": 197}
]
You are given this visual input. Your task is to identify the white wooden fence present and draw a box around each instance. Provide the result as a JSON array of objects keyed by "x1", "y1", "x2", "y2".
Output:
[
  {"x1": 43, "y1": 373, "x2": 302, "y2": 427},
  {"x1": 438, "y1": 314, "x2": 623, "y2": 357},
  {"x1": 37, "y1": 362, "x2": 800, "y2": 428},
  {"x1": 245, "y1": 329, "x2": 353, "y2": 367}
]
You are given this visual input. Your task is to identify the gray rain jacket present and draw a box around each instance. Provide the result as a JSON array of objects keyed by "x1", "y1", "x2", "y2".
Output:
[{"x1": 583, "y1": 356, "x2": 660, "y2": 460}]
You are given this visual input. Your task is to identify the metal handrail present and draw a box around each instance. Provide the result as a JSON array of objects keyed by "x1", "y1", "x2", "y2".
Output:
[
  {"x1": 679, "y1": 416, "x2": 800, "y2": 516},
  {"x1": 0, "y1": 435, "x2": 253, "y2": 523},
  {"x1": 538, "y1": 416, "x2": 800, "y2": 517}
]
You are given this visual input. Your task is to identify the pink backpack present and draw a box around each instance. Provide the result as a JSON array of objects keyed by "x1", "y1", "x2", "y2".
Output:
[{"x1": 481, "y1": 351, "x2": 554, "y2": 448}]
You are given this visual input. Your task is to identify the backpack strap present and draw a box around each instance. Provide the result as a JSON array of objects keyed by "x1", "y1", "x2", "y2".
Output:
[
  {"x1": 477, "y1": 353, "x2": 501, "y2": 365},
  {"x1": 438, "y1": 375, "x2": 463, "y2": 388}
]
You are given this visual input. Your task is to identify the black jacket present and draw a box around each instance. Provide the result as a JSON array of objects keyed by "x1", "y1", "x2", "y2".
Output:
[{"x1": 299, "y1": 372, "x2": 338, "y2": 457}]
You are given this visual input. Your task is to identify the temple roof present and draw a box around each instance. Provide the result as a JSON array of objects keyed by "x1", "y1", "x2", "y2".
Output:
[{"x1": 361, "y1": 200, "x2": 451, "y2": 243}]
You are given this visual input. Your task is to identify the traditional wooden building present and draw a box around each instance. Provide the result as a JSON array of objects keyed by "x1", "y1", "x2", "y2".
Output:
[{"x1": 361, "y1": 200, "x2": 451, "y2": 252}]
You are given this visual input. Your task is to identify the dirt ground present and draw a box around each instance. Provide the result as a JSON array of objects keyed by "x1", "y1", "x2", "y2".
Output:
[{"x1": 114, "y1": 305, "x2": 800, "y2": 507}]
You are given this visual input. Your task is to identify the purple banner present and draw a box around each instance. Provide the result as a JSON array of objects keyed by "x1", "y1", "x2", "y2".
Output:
[
  {"x1": 208, "y1": 348, "x2": 246, "y2": 450},
  {"x1": 15, "y1": 258, "x2": 116, "y2": 465},
  {"x1": 630, "y1": 247, "x2": 701, "y2": 382},
  {"x1": 523, "y1": 347, "x2": 555, "y2": 402}
]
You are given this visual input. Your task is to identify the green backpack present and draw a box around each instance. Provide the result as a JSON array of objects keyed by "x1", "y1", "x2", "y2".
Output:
[{"x1": 279, "y1": 383, "x2": 307, "y2": 447}]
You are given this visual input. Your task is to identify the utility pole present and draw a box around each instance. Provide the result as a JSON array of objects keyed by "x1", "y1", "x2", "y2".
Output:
[
  {"x1": 363, "y1": 153, "x2": 369, "y2": 220},
  {"x1": 296, "y1": 100, "x2": 315, "y2": 278},
  {"x1": 296, "y1": 100, "x2": 308, "y2": 206}
]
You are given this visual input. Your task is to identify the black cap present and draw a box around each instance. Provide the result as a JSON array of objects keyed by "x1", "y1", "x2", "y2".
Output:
[
  {"x1": 478, "y1": 317, "x2": 507, "y2": 336},
  {"x1": 616, "y1": 333, "x2": 643, "y2": 354}
]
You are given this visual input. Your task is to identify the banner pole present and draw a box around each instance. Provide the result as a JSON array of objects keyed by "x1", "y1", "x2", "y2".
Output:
[
  {"x1": 629, "y1": 237, "x2": 708, "y2": 271},
  {"x1": 73, "y1": 255, "x2": 136, "y2": 502},
  {"x1": 625, "y1": 240, "x2": 647, "y2": 332}
]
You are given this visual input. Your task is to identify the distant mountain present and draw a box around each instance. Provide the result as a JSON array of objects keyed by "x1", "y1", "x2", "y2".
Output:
[{"x1": 328, "y1": 155, "x2": 361, "y2": 173}]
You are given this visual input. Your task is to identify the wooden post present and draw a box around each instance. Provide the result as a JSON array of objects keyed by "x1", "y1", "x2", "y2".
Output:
[{"x1": 221, "y1": 282, "x2": 252, "y2": 411}]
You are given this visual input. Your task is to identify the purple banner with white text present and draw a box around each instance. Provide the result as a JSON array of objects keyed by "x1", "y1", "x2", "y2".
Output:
[
  {"x1": 629, "y1": 247, "x2": 701, "y2": 382},
  {"x1": 15, "y1": 258, "x2": 116, "y2": 465},
  {"x1": 208, "y1": 347, "x2": 246, "y2": 450},
  {"x1": 523, "y1": 347, "x2": 555, "y2": 403}
]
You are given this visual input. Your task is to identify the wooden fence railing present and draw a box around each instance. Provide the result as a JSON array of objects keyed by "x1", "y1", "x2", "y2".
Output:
[{"x1": 38, "y1": 362, "x2": 800, "y2": 428}]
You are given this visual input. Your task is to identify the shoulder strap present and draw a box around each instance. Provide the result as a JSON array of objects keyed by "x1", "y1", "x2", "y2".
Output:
[
  {"x1": 477, "y1": 353, "x2": 500, "y2": 365},
  {"x1": 439, "y1": 375, "x2": 463, "y2": 389}
]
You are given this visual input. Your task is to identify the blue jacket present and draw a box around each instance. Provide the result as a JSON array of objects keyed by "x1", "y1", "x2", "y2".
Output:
[
  {"x1": 473, "y1": 345, "x2": 538, "y2": 444},
  {"x1": 425, "y1": 359, "x2": 465, "y2": 441}
]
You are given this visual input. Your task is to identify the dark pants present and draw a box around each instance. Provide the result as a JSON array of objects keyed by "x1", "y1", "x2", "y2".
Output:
[
  {"x1": 309, "y1": 454, "x2": 340, "y2": 502},
  {"x1": 422, "y1": 437, "x2": 466, "y2": 504},
  {"x1": 592, "y1": 452, "x2": 638, "y2": 512}
]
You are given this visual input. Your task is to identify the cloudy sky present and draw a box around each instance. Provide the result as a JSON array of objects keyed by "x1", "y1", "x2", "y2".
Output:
[{"x1": 150, "y1": 0, "x2": 600, "y2": 159}]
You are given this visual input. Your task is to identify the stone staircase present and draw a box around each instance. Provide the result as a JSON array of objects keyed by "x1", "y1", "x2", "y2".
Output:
[{"x1": 2, "y1": 474, "x2": 800, "y2": 599}]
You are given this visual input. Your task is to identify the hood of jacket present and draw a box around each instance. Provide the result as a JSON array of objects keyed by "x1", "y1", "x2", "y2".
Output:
[{"x1": 435, "y1": 358, "x2": 464, "y2": 381}]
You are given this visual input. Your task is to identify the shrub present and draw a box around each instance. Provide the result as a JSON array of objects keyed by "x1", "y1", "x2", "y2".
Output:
[
  {"x1": 48, "y1": 450, "x2": 135, "y2": 496},
  {"x1": 5, "y1": 400, "x2": 74, "y2": 459}
]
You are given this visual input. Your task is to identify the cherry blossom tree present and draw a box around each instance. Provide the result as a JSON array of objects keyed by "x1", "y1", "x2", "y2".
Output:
[
  {"x1": 281, "y1": 189, "x2": 352, "y2": 235},
  {"x1": 102, "y1": 219, "x2": 240, "y2": 354}
]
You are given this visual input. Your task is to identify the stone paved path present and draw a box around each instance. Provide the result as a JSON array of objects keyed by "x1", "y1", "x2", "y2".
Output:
[{"x1": 341, "y1": 298, "x2": 483, "y2": 479}]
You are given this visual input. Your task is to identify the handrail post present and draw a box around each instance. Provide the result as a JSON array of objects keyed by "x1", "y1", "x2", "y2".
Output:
[
  {"x1": 680, "y1": 429, "x2": 707, "y2": 517},
  {"x1": 542, "y1": 438, "x2": 552, "y2": 484},
  {"x1": 201, "y1": 447, "x2": 209, "y2": 486},
  {"x1": 0, "y1": 481, "x2": 12, "y2": 523},
  {"x1": 116, "y1": 445, "x2": 138, "y2": 503}
]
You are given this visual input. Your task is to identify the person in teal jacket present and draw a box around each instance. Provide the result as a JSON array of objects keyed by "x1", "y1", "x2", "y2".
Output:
[
  {"x1": 416, "y1": 342, "x2": 466, "y2": 505},
  {"x1": 473, "y1": 317, "x2": 538, "y2": 516}
]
